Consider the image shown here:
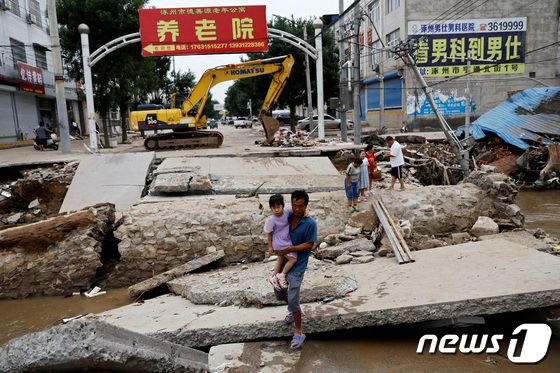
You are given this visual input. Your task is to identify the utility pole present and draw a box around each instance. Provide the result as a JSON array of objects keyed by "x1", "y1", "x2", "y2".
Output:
[
  {"x1": 248, "y1": 98, "x2": 252, "y2": 118},
  {"x1": 47, "y1": 0, "x2": 71, "y2": 153},
  {"x1": 303, "y1": 27, "x2": 314, "y2": 132},
  {"x1": 352, "y1": 5, "x2": 361, "y2": 145},
  {"x1": 378, "y1": 49, "x2": 385, "y2": 131},
  {"x1": 402, "y1": 45, "x2": 470, "y2": 176},
  {"x1": 338, "y1": 0, "x2": 348, "y2": 141},
  {"x1": 465, "y1": 50, "x2": 471, "y2": 138}
]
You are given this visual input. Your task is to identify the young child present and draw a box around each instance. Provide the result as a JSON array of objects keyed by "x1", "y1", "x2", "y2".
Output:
[
  {"x1": 358, "y1": 151, "x2": 369, "y2": 202},
  {"x1": 345, "y1": 157, "x2": 362, "y2": 212},
  {"x1": 264, "y1": 194, "x2": 297, "y2": 290},
  {"x1": 365, "y1": 144, "x2": 377, "y2": 192}
]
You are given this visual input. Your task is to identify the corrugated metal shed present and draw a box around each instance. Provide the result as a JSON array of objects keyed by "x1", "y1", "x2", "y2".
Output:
[{"x1": 456, "y1": 87, "x2": 560, "y2": 149}]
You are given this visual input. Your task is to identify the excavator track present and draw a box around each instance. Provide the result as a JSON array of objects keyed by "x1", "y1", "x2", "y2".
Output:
[{"x1": 144, "y1": 130, "x2": 224, "y2": 151}]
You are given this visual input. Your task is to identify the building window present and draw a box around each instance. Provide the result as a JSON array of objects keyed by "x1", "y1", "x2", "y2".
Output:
[
  {"x1": 371, "y1": 40, "x2": 381, "y2": 67},
  {"x1": 369, "y1": 1, "x2": 380, "y2": 24},
  {"x1": 386, "y1": 29, "x2": 400, "y2": 48},
  {"x1": 10, "y1": 38, "x2": 26, "y2": 69},
  {"x1": 34, "y1": 45, "x2": 47, "y2": 69},
  {"x1": 6, "y1": 0, "x2": 21, "y2": 17},
  {"x1": 28, "y1": 0, "x2": 42, "y2": 26},
  {"x1": 387, "y1": 0, "x2": 400, "y2": 14}
]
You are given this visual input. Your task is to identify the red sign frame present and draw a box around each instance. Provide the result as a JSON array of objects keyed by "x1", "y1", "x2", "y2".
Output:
[
  {"x1": 138, "y1": 5, "x2": 268, "y2": 57},
  {"x1": 17, "y1": 62, "x2": 45, "y2": 95}
]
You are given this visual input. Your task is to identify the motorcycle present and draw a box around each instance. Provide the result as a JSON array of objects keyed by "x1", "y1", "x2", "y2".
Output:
[{"x1": 33, "y1": 133, "x2": 59, "y2": 151}]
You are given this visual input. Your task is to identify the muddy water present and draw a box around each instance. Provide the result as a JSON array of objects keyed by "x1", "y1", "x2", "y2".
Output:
[
  {"x1": 0, "y1": 288, "x2": 131, "y2": 346},
  {"x1": 516, "y1": 190, "x2": 560, "y2": 237}
]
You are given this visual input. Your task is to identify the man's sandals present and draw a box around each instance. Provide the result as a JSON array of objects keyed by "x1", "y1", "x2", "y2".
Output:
[{"x1": 290, "y1": 334, "x2": 306, "y2": 349}]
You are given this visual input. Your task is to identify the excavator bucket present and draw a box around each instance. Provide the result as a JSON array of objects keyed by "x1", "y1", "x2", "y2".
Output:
[{"x1": 260, "y1": 114, "x2": 280, "y2": 144}]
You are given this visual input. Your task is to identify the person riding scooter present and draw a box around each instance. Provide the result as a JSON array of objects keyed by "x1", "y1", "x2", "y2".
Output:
[{"x1": 34, "y1": 122, "x2": 58, "y2": 151}]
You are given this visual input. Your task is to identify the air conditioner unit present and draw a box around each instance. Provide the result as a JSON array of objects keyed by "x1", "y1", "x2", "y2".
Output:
[
  {"x1": 0, "y1": 0, "x2": 11, "y2": 11},
  {"x1": 26, "y1": 13, "x2": 37, "y2": 24}
]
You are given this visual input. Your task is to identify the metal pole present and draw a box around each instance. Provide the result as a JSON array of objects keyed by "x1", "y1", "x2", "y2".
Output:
[
  {"x1": 379, "y1": 50, "x2": 385, "y2": 131},
  {"x1": 352, "y1": 6, "x2": 361, "y2": 145},
  {"x1": 47, "y1": 0, "x2": 71, "y2": 153},
  {"x1": 465, "y1": 51, "x2": 471, "y2": 138},
  {"x1": 406, "y1": 50, "x2": 470, "y2": 176},
  {"x1": 303, "y1": 27, "x2": 314, "y2": 132},
  {"x1": 313, "y1": 19, "x2": 325, "y2": 141},
  {"x1": 248, "y1": 98, "x2": 252, "y2": 118},
  {"x1": 338, "y1": 0, "x2": 348, "y2": 141},
  {"x1": 78, "y1": 24, "x2": 98, "y2": 151}
]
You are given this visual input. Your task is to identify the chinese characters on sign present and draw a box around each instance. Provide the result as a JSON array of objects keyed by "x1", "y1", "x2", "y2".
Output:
[
  {"x1": 17, "y1": 62, "x2": 45, "y2": 94},
  {"x1": 407, "y1": 17, "x2": 526, "y2": 76},
  {"x1": 139, "y1": 6, "x2": 268, "y2": 56}
]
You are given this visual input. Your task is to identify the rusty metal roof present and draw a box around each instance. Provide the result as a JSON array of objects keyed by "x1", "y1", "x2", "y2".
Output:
[{"x1": 456, "y1": 87, "x2": 560, "y2": 149}]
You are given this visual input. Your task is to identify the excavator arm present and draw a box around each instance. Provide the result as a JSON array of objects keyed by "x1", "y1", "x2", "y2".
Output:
[{"x1": 182, "y1": 55, "x2": 294, "y2": 140}]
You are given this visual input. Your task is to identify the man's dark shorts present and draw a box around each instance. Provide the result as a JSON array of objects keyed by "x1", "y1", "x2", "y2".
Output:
[
  {"x1": 274, "y1": 271, "x2": 304, "y2": 313},
  {"x1": 36, "y1": 137, "x2": 47, "y2": 147},
  {"x1": 390, "y1": 165, "x2": 403, "y2": 179}
]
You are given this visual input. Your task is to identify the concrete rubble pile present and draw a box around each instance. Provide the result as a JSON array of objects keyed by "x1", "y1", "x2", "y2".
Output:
[
  {"x1": 0, "y1": 203, "x2": 115, "y2": 299},
  {"x1": 109, "y1": 177, "x2": 518, "y2": 288},
  {"x1": 266, "y1": 128, "x2": 316, "y2": 147},
  {"x1": 0, "y1": 162, "x2": 78, "y2": 227}
]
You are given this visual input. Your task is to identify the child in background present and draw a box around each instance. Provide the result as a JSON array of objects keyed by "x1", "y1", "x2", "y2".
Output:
[
  {"x1": 365, "y1": 144, "x2": 376, "y2": 193},
  {"x1": 358, "y1": 150, "x2": 369, "y2": 202},
  {"x1": 264, "y1": 194, "x2": 297, "y2": 290},
  {"x1": 345, "y1": 157, "x2": 362, "y2": 212}
]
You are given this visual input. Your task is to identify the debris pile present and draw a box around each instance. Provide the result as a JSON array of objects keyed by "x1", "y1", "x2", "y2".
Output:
[
  {"x1": 264, "y1": 128, "x2": 316, "y2": 147},
  {"x1": 0, "y1": 162, "x2": 78, "y2": 228}
]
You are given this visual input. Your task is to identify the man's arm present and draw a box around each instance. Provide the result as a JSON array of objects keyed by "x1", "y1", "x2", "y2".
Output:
[{"x1": 277, "y1": 241, "x2": 313, "y2": 255}]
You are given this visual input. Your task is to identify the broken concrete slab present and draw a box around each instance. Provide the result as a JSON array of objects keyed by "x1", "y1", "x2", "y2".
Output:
[
  {"x1": 95, "y1": 239, "x2": 560, "y2": 348},
  {"x1": 0, "y1": 204, "x2": 115, "y2": 299},
  {"x1": 167, "y1": 258, "x2": 357, "y2": 307},
  {"x1": 59, "y1": 153, "x2": 154, "y2": 214},
  {"x1": 0, "y1": 319, "x2": 208, "y2": 372},
  {"x1": 479, "y1": 230, "x2": 551, "y2": 251},
  {"x1": 128, "y1": 250, "x2": 225, "y2": 299},
  {"x1": 150, "y1": 173, "x2": 213, "y2": 195},
  {"x1": 151, "y1": 157, "x2": 342, "y2": 195}
]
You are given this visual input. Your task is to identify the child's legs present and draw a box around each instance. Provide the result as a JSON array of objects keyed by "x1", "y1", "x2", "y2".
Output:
[
  {"x1": 282, "y1": 254, "x2": 298, "y2": 274},
  {"x1": 273, "y1": 255, "x2": 284, "y2": 274}
]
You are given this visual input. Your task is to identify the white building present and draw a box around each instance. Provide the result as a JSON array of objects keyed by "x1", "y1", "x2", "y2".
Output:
[{"x1": 0, "y1": 0, "x2": 83, "y2": 143}]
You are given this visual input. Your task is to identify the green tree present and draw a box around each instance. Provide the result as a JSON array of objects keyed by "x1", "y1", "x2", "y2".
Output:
[
  {"x1": 57, "y1": 0, "x2": 168, "y2": 145},
  {"x1": 224, "y1": 17, "x2": 339, "y2": 130}
]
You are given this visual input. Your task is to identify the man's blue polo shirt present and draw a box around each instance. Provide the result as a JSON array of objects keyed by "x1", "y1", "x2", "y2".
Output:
[{"x1": 289, "y1": 216, "x2": 317, "y2": 273}]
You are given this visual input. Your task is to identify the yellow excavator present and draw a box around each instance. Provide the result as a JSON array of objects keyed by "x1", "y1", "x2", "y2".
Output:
[{"x1": 130, "y1": 55, "x2": 295, "y2": 150}]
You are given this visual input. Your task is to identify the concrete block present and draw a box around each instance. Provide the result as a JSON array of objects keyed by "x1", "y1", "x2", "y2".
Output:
[{"x1": 0, "y1": 319, "x2": 208, "y2": 372}]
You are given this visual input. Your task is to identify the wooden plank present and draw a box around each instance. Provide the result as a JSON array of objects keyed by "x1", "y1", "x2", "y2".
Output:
[
  {"x1": 379, "y1": 200, "x2": 414, "y2": 263},
  {"x1": 371, "y1": 201, "x2": 406, "y2": 263},
  {"x1": 128, "y1": 250, "x2": 225, "y2": 299}
]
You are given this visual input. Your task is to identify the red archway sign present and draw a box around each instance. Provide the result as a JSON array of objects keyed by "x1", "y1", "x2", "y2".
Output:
[{"x1": 139, "y1": 5, "x2": 268, "y2": 56}]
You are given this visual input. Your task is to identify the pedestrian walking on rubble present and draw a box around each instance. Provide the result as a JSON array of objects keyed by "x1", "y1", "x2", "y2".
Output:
[
  {"x1": 385, "y1": 136, "x2": 405, "y2": 191},
  {"x1": 273, "y1": 190, "x2": 317, "y2": 349},
  {"x1": 358, "y1": 151, "x2": 369, "y2": 202},
  {"x1": 345, "y1": 157, "x2": 362, "y2": 212}
]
